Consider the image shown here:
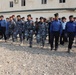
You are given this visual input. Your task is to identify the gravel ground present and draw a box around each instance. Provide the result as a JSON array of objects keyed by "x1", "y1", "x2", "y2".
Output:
[{"x1": 0, "y1": 39, "x2": 76, "y2": 75}]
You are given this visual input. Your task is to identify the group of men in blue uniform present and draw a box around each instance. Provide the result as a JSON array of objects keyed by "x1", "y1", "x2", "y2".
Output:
[
  {"x1": 50, "y1": 13, "x2": 76, "y2": 53},
  {"x1": 0, "y1": 13, "x2": 76, "y2": 53}
]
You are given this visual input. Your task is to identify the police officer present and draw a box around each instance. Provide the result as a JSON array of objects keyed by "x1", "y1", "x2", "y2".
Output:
[
  {"x1": 21, "y1": 17, "x2": 26, "y2": 41},
  {"x1": 50, "y1": 13, "x2": 62, "y2": 50},
  {"x1": 37, "y1": 17, "x2": 47, "y2": 47},
  {"x1": 0, "y1": 16, "x2": 3, "y2": 39},
  {"x1": 65, "y1": 15, "x2": 76, "y2": 53},
  {"x1": 60, "y1": 17, "x2": 67, "y2": 45},
  {"x1": 6, "y1": 18, "x2": 10, "y2": 39},
  {"x1": 26, "y1": 14, "x2": 35, "y2": 48},
  {"x1": 48, "y1": 17, "x2": 53, "y2": 44},
  {"x1": 1, "y1": 15, "x2": 7, "y2": 42},
  {"x1": 14, "y1": 15, "x2": 24, "y2": 43},
  {"x1": 8, "y1": 17, "x2": 16, "y2": 42},
  {"x1": 12, "y1": 15, "x2": 16, "y2": 23},
  {"x1": 35, "y1": 18, "x2": 39, "y2": 36}
]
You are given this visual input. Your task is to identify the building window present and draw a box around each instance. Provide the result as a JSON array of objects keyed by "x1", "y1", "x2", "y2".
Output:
[
  {"x1": 59, "y1": 0, "x2": 66, "y2": 3},
  {"x1": 21, "y1": 0, "x2": 26, "y2": 6},
  {"x1": 10, "y1": 1, "x2": 13, "y2": 7},
  {"x1": 42, "y1": 0, "x2": 47, "y2": 4}
]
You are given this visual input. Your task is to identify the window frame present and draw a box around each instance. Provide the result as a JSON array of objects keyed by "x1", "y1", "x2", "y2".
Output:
[
  {"x1": 10, "y1": 1, "x2": 14, "y2": 7},
  {"x1": 59, "y1": 0, "x2": 66, "y2": 3},
  {"x1": 21, "y1": 0, "x2": 26, "y2": 6},
  {"x1": 41, "y1": 0, "x2": 47, "y2": 4}
]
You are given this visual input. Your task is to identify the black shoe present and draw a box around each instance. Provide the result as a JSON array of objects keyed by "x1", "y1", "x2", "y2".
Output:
[
  {"x1": 67, "y1": 49, "x2": 70, "y2": 53},
  {"x1": 60, "y1": 42, "x2": 64, "y2": 45},
  {"x1": 47, "y1": 43, "x2": 50, "y2": 44},
  {"x1": 60, "y1": 43, "x2": 64, "y2": 45},
  {"x1": 51, "y1": 48, "x2": 53, "y2": 50},
  {"x1": 55, "y1": 48, "x2": 58, "y2": 51},
  {"x1": 29, "y1": 45, "x2": 32, "y2": 48}
]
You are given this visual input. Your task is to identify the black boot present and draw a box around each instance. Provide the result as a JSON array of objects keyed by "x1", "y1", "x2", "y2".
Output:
[
  {"x1": 55, "y1": 47, "x2": 58, "y2": 51},
  {"x1": 29, "y1": 45, "x2": 32, "y2": 48},
  {"x1": 51, "y1": 47, "x2": 53, "y2": 50},
  {"x1": 67, "y1": 48, "x2": 70, "y2": 53}
]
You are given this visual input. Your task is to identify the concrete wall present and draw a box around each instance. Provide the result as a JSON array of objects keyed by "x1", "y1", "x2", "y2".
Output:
[
  {"x1": 0, "y1": 0, "x2": 76, "y2": 21},
  {"x1": 0, "y1": 0, "x2": 76, "y2": 12},
  {"x1": 0, "y1": 10, "x2": 75, "y2": 21}
]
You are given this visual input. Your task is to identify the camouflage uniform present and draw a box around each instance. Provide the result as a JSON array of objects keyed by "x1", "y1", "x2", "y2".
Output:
[
  {"x1": 14, "y1": 20, "x2": 24, "y2": 42},
  {"x1": 37, "y1": 22, "x2": 47, "y2": 47},
  {"x1": 8, "y1": 20, "x2": 16, "y2": 41},
  {"x1": 25, "y1": 20, "x2": 35, "y2": 47},
  {"x1": 21, "y1": 20, "x2": 26, "y2": 40}
]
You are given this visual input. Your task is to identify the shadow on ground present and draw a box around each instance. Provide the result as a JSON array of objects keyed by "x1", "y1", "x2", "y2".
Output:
[{"x1": 0, "y1": 41, "x2": 76, "y2": 58}]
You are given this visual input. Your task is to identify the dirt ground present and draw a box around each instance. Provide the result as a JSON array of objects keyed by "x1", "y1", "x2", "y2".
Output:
[{"x1": 0, "y1": 39, "x2": 76, "y2": 75}]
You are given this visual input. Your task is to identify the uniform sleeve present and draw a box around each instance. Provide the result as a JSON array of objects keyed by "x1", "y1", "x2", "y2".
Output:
[{"x1": 75, "y1": 23, "x2": 76, "y2": 36}]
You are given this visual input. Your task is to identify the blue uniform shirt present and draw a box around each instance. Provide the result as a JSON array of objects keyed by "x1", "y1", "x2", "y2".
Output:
[
  {"x1": 50, "y1": 20, "x2": 62, "y2": 34},
  {"x1": 1, "y1": 20, "x2": 7, "y2": 27},
  {"x1": 0, "y1": 20, "x2": 1, "y2": 30},
  {"x1": 66, "y1": 21, "x2": 76, "y2": 32}
]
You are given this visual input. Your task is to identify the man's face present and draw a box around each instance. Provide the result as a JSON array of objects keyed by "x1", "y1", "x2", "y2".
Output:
[
  {"x1": 23, "y1": 18, "x2": 25, "y2": 21},
  {"x1": 55, "y1": 16, "x2": 59, "y2": 20},
  {"x1": 10, "y1": 18, "x2": 13, "y2": 21},
  {"x1": 6, "y1": 19, "x2": 9, "y2": 22},
  {"x1": 36, "y1": 18, "x2": 38, "y2": 21},
  {"x1": 40, "y1": 19, "x2": 44, "y2": 22},
  {"x1": 28, "y1": 16, "x2": 31, "y2": 20},
  {"x1": 1, "y1": 17, "x2": 4, "y2": 20},
  {"x1": 69, "y1": 17, "x2": 74, "y2": 21},
  {"x1": 62, "y1": 19, "x2": 66, "y2": 22},
  {"x1": 50, "y1": 17, "x2": 53, "y2": 21},
  {"x1": 17, "y1": 17, "x2": 21, "y2": 20},
  {"x1": 12, "y1": 15, "x2": 15, "y2": 18}
]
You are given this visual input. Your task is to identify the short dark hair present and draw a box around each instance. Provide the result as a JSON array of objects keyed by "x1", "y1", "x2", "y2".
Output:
[
  {"x1": 74, "y1": 17, "x2": 76, "y2": 19},
  {"x1": 40, "y1": 17, "x2": 44, "y2": 20},
  {"x1": 27, "y1": 14, "x2": 31, "y2": 17},
  {"x1": 9, "y1": 16, "x2": 13, "y2": 18},
  {"x1": 62, "y1": 17, "x2": 66, "y2": 20},
  {"x1": 36, "y1": 18, "x2": 38, "y2": 19},
  {"x1": 12, "y1": 15, "x2": 15, "y2": 17},
  {"x1": 22, "y1": 17, "x2": 25, "y2": 19},
  {"x1": 17, "y1": 15, "x2": 21, "y2": 17},
  {"x1": 6, "y1": 18, "x2": 9, "y2": 19},
  {"x1": 54, "y1": 13, "x2": 59, "y2": 17},
  {"x1": 69, "y1": 15, "x2": 73, "y2": 18},
  {"x1": 1, "y1": 15, "x2": 4, "y2": 17}
]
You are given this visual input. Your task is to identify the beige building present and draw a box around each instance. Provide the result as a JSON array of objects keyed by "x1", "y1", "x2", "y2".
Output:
[{"x1": 0, "y1": 0, "x2": 76, "y2": 20}]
